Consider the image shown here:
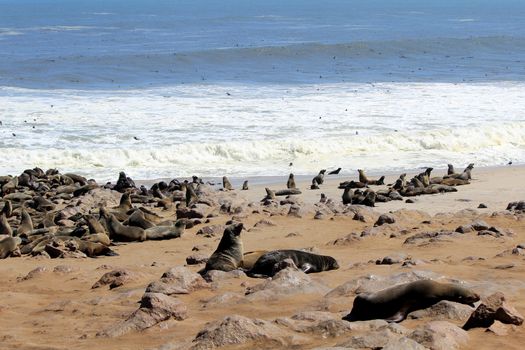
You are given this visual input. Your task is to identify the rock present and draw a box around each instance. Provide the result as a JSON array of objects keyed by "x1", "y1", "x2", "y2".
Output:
[
  {"x1": 455, "y1": 225, "x2": 473, "y2": 234},
  {"x1": 403, "y1": 231, "x2": 456, "y2": 245},
  {"x1": 92, "y1": 269, "x2": 134, "y2": 289},
  {"x1": 186, "y1": 253, "x2": 209, "y2": 265},
  {"x1": 287, "y1": 205, "x2": 303, "y2": 218},
  {"x1": 189, "y1": 315, "x2": 307, "y2": 349},
  {"x1": 202, "y1": 292, "x2": 246, "y2": 309},
  {"x1": 478, "y1": 203, "x2": 488, "y2": 209},
  {"x1": 463, "y1": 292, "x2": 524, "y2": 329},
  {"x1": 253, "y1": 219, "x2": 276, "y2": 227},
  {"x1": 374, "y1": 214, "x2": 396, "y2": 227},
  {"x1": 353, "y1": 212, "x2": 366, "y2": 222},
  {"x1": 471, "y1": 220, "x2": 490, "y2": 231},
  {"x1": 377, "y1": 253, "x2": 408, "y2": 265},
  {"x1": 204, "y1": 270, "x2": 246, "y2": 283},
  {"x1": 18, "y1": 266, "x2": 47, "y2": 281},
  {"x1": 337, "y1": 328, "x2": 402, "y2": 349},
  {"x1": 408, "y1": 300, "x2": 475, "y2": 322},
  {"x1": 477, "y1": 230, "x2": 504, "y2": 238},
  {"x1": 409, "y1": 321, "x2": 469, "y2": 350},
  {"x1": 275, "y1": 312, "x2": 353, "y2": 338},
  {"x1": 383, "y1": 337, "x2": 428, "y2": 350},
  {"x1": 196, "y1": 225, "x2": 224, "y2": 237},
  {"x1": 246, "y1": 267, "x2": 329, "y2": 300},
  {"x1": 53, "y1": 265, "x2": 76, "y2": 274},
  {"x1": 405, "y1": 199, "x2": 416, "y2": 204},
  {"x1": 146, "y1": 266, "x2": 209, "y2": 295},
  {"x1": 328, "y1": 233, "x2": 361, "y2": 246},
  {"x1": 176, "y1": 205, "x2": 209, "y2": 219},
  {"x1": 98, "y1": 292, "x2": 187, "y2": 337},
  {"x1": 314, "y1": 211, "x2": 326, "y2": 220},
  {"x1": 325, "y1": 271, "x2": 442, "y2": 298},
  {"x1": 485, "y1": 320, "x2": 510, "y2": 336}
]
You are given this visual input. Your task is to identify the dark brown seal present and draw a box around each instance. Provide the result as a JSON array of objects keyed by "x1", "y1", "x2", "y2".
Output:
[
  {"x1": 201, "y1": 223, "x2": 244, "y2": 274},
  {"x1": 247, "y1": 249, "x2": 339, "y2": 277},
  {"x1": 343, "y1": 279, "x2": 480, "y2": 323}
]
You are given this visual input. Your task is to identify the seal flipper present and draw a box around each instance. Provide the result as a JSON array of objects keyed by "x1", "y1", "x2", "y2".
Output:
[
  {"x1": 385, "y1": 307, "x2": 409, "y2": 323},
  {"x1": 301, "y1": 263, "x2": 313, "y2": 273}
]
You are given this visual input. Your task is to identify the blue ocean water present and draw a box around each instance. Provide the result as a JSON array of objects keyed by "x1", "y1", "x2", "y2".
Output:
[{"x1": 0, "y1": 0, "x2": 524, "y2": 180}]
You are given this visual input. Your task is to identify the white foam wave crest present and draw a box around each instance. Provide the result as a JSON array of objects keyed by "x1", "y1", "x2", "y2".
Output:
[{"x1": 0, "y1": 122, "x2": 522, "y2": 182}]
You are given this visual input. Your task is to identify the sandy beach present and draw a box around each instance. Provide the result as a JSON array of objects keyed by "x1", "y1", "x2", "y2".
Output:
[{"x1": 1, "y1": 164, "x2": 524, "y2": 349}]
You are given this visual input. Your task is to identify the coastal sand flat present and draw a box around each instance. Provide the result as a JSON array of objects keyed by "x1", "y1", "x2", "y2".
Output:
[{"x1": 1, "y1": 166, "x2": 524, "y2": 349}]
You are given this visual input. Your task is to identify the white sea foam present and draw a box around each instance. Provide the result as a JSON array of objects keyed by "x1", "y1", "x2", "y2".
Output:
[{"x1": 0, "y1": 82, "x2": 523, "y2": 181}]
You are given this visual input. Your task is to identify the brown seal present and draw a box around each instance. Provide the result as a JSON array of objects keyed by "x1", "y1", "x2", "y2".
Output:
[
  {"x1": 223, "y1": 176, "x2": 233, "y2": 191},
  {"x1": 241, "y1": 250, "x2": 269, "y2": 270},
  {"x1": 242, "y1": 180, "x2": 249, "y2": 190},
  {"x1": 0, "y1": 236, "x2": 22, "y2": 259},
  {"x1": 144, "y1": 219, "x2": 186, "y2": 240},
  {"x1": 17, "y1": 209, "x2": 33, "y2": 236},
  {"x1": 101, "y1": 208, "x2": 146, "y2": 242},
  {"x1": 1, "y1": 200, "x2": 12, "y2": 217},
  {"x1": 343, "y1": 279, "x2": 480, "y2": 322},
  {"x1": 247, "y1": 249, "x2": 339, "y2": 277},
  {"x1": 287, "y1": 173, "x2": 296, "y2": 189},
  {"x1": 122, "y1": 210, "x2": 155, "y2": 229},
  {"x1": 358, "y1": 169, "x2": 385, "y2": 185},
  {"x1": 0, "y1": 214, "x2": 13, "y2": 236},
  {"x1": 201, "y1": 223, "x2": 244, "y2": 274},
  {"x1": 342, "y1": 186, "x2": 353, "y2": 204}
]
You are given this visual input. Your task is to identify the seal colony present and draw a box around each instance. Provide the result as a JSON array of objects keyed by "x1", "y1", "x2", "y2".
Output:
[{"x1": 1, "y1": 164, "x2": 524, "y2": 350}]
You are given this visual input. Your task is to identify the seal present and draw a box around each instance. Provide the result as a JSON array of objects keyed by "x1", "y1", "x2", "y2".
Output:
[
  {"x1": 0, "y1": 236, "x2": 22, "y2": 259},
  {"x1": 1, "y1": 200, "x2": 12, "y2": 217},
  {"x1": 185, "y1": 182, "x2": 198, "y2": 207},
  {"x1": 223, "y1": 176, "x2": 233, "y2": 191},
  {"x1": 122, "y1": 210, "x2": 155, "y2": 229},
  {"x1": 100, "y1": 208, "x2": 146, "y2": 242},
  {"x1": 358, "y1": 169, "x2": 385, "y2": 185},
  {"x1": 201, "y1": 223, "x2": 244, "y2": 274},
  {"x1": 447, "y1": 164, "x2": 456, "y2": 175},
  {"x1": 312, "y1": 169, "x2": 326, "y2": 186},
  {"x1": 342, "y1": 279, "x2": 480, "y2": 323},
  {"x1": 248, "y1": 249, "x2": 339, "y2": 277},
  {"x1": 17, "y1": 209, "x2": 33, "y2": 236},
  {"x1": 287, "y1": 173, "x2": 296, "y2": 189},
  {"x1": 240, "y1": 250, "x2": 269, "y2": 270},
  {"x1": 328, "y1": 167, "x2": 341, "y2": 175},
  {"x1": 0, "y1": 214, "x2": 12, "y2": 236},
  {"x1": 342, "y1": 186, "x2": 353, "y2": 204},
  {"x1": 242, "y1": 180, "x2": 249, "y2": 190},
  {"x1": 144, "y1": 219, "x2": 186, "y2": 240}
]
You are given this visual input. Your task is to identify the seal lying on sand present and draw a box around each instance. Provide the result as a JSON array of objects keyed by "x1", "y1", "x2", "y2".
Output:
[
  {"x1": 343, "y1": 280, "x2": 480, "y2": 323},
  {"x1": 200, "y1": 223, "x2": 244, "y2": 274},
  {"x1": 144, "y1": 220, "x2": 186, "y2": 240},
  {"x1": 247, "y1": 249, "x2": 339, "y2": 277}
]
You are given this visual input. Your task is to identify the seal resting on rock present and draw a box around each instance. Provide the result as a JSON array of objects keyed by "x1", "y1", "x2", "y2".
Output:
[
  {"x1": 247, "y1": 249, "x2": 339, "y2": 277},
  {"x1": 343, "y1": 279, "x2": 480, "y2": 323},
  {"x1": 200, "y1": 223, "x2": 244, "y2": 274}
]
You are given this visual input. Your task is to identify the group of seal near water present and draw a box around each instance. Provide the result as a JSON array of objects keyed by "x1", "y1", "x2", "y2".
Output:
[{"x1": 1, "y1": 165, "x2": 485, "y2": 324}]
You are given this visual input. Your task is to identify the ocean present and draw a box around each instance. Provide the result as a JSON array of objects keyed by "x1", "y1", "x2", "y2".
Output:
[{"x1": 1, "y1": 0, "x2": 524, "y2": 181}]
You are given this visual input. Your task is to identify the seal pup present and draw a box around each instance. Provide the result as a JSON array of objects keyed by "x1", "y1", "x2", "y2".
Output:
[
  {"x1": 287, "y1": 173, "x2": 296, "y2": 189},
  {"x1": 248, "y1": 249, "x2": 339, "y2": 277},
  {"x1": 223, "y1": 176, "x2": 233, "y2": 191},
  {"x1": 343, "y1": 280, "x2": 480, "y2": 323},
  {"x1": 144, "y1": 219, "x2": 186, "y2": 240},
  {"x1": 0, "y1": 236, "x2": 22, "y2": 259},
  {"x1": 242, "y1": 180, "x2": 249, "y2": 190},
  {"x1": 328, "y1": 168, "x2": 341, "y2": 175},
  {"x1": 201, "y1": 223, "x2": 244, "y2": 274}
]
